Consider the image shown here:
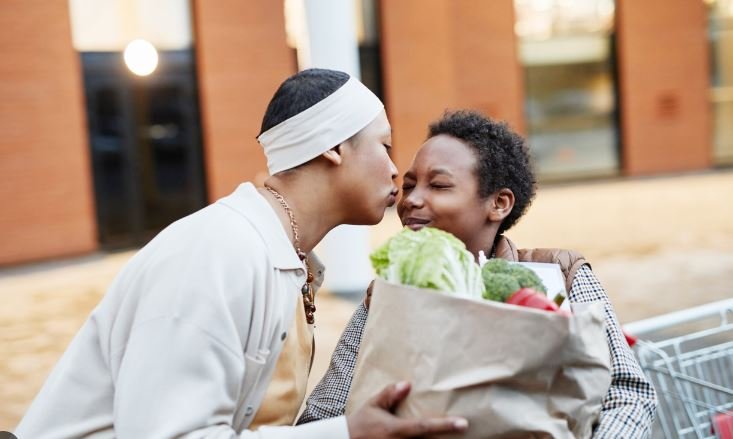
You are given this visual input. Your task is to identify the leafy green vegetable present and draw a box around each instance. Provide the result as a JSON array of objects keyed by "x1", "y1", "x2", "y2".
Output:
[
  {"x1": 508, "y1": 265, "x2": 546, "y2": 293},
  {"x1": 370, "y1": 227, "x2": 485, "y2": 298},
  {"x1": 370, "y1": 228, "x2": 549, "y2": 305},
  {"x1": 482, "y1": 272, "x2": 521, "y2": 302},
  {"x1": 480, "y1": 258, "x2": 548, "y2": 302}
]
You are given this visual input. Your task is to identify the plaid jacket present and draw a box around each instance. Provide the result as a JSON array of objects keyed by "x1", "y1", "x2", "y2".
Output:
[{"x1": 297, "y1": 264, "x2": 658, "y2": 438}]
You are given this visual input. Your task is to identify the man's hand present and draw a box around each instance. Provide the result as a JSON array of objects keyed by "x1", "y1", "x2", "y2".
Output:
[{"x1": 346, "y1": 381, "x2": 468, "y2": 438}]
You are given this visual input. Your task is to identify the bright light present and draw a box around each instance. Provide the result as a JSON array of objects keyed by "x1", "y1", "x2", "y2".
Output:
[{"x1": 123, "y1": 39, "x2": 159, "y2": 76}]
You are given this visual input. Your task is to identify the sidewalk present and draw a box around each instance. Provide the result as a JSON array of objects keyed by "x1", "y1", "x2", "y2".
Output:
[{"x1": 2, "y1": 169, "x2": 732, "y2": 429}]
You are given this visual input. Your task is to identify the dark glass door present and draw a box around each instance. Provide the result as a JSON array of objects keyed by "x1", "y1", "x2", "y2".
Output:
[{"x1": 82, "y1": 51, "x2": 206, "y2": 248}]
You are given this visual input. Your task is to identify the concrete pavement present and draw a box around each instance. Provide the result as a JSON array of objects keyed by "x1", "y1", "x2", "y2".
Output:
[{"x1": 2, "y1": 169, "x2": 732, "y2": 429}]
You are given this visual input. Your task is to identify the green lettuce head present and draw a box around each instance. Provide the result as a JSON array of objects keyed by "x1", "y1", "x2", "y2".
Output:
[{"x1": 370, "y1": 227, "x2": 485, "y2": 298}]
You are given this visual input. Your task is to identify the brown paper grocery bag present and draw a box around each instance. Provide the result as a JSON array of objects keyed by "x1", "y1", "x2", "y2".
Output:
[{"x1": 346, "y1": 279, "x2": 611, "y2": 439}]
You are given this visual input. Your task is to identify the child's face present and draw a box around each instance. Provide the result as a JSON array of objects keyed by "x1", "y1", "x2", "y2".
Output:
[{"x1": 398, "y1": 134, "x2": 491, "y2": 253}]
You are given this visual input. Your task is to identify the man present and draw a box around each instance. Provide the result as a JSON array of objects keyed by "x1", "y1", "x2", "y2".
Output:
[{"x1": 15, "y1": 69, "x2": 468, "y2": 438}]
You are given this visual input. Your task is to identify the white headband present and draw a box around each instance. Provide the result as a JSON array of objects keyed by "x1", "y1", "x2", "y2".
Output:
[{"x1": 257, "y1": 76, "x2": 384, "y2": 175}]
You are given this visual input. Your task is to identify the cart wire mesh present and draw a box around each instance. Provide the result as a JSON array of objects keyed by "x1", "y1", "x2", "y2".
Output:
[{"x1": 626, "y1": 299, "x2": 733, "y2": 439}]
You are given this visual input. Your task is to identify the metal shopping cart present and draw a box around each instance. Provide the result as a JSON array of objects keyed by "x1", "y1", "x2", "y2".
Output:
[{"x1": 625, "y1": 299, "x2": 733, "y2": 439}]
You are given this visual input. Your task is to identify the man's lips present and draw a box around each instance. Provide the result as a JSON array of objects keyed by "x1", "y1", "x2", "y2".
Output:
[{"x1": 387, "y1": 188, "x2": 399, "y2": 207}]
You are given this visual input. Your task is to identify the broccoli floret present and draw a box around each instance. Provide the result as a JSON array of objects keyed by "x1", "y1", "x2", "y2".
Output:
[
  {"x1": 480, "y1": 258, "x2": 548, "y2": 300},
  {"x1": 481, "y1": 258, "x2": 512, "y2": 274},
  {"x1": 482, "y1": 272, "x2": 521, "y2": 302},
  {"x1": 509, "y1": 265, "x2": 547, "y2": 293}
]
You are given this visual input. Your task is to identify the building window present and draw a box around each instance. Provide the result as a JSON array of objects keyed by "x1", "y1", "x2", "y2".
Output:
[
  {"x1": 355, "y1": 0, "x2": 383, "y2": 100},
  {"x1": 70, "y1": 0, "x2": 206, "y2": 247},
  {"x1": 708, "y1": 0, "x2": 733, "y2": 165},
  {"x1": 515, "y1": 0, "x2": 619, "y2": 180}
]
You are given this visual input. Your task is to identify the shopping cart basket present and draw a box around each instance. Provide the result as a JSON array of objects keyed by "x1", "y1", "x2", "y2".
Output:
[{"x1": 625, "y1": 299, "x2": 733, "y2": 439}]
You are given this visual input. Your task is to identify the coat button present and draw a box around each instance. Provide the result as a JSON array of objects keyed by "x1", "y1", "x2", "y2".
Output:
[
  {"x1": 245, "y1": 406, "x2": 254, "y2": 416},
  {"x1": 295, "y1": 268, "x2": 305, "y2": 277},
  {"x1": 280, "y1": 331, "x2": 287, "y2": 341}
]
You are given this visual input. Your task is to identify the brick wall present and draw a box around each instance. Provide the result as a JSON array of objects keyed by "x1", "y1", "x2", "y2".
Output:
[
  {"x1": 616, "y1": 0, "x2": 712, "y2": 175},
  {"x1": 0, "y1": 0, "x2": 97, "y2": 265},
  {"x1": 379, "y1": 0, "x2": 525, "y2": 174},
  {"x1": 193, "y1": 0, "x2": 296, "y2": 201}
]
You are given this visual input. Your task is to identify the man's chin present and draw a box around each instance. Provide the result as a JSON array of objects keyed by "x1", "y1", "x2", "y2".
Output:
[{"x1": 351, "y1": 210, "x2": 387, "y2": 226}]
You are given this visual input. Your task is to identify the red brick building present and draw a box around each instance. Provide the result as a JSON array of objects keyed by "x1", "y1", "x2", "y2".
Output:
[{"x1": 1, "y1": 0, "x2": 730, "y2": 265}]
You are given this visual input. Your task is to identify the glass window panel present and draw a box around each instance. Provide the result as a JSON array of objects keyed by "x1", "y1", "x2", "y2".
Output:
[
  {"x1": 356, "y1": 0, "x2": 383, "y2": 99},
  {"x1": 708, "y1": 0, "x2": 733, "y2": 164},
  {"x1": 72, "y1": 1, "x2": 206, "y2": 247},
  {"x1": 515, "y1": 0, "x2": 619, "y2": 180}
]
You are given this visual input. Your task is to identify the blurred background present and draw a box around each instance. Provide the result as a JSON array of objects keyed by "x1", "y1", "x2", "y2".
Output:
[{"x1": 1, "y1": 0, "x2": 732, "y2": 429}]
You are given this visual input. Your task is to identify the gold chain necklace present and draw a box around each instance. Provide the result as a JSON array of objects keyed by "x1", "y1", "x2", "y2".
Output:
[{"x1": 265, "y1": 186, "x2": 316, "y2": 324}]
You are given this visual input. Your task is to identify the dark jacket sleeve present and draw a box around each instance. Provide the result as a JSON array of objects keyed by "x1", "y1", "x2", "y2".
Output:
[
  {"x1": 297, "y1": 303, "x2": 368, "y2": 424},
  {"x1": 569, "y1": 265, "x2": 658, "y2": 438}
]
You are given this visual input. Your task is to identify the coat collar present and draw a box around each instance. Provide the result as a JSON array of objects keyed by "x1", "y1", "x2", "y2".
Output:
[
  {"x1": 493, "y1": 235, "x2": 519, "y2": 261},
  {"x1": 218, "y1": 183, "x2": 305, "y2": 271}
]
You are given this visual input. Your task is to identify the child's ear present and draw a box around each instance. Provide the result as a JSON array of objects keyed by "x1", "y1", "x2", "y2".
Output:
[
  {"x1": 321, "y1": 145, "x2": 343, "y2": 166},
  {"x1": 488, "y1": 188, "x2": 515, "y2": 222}
]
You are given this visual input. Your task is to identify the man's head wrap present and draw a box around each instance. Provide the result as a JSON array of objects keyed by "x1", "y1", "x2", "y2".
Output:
[{"x1": 258, "y1": 76, "x2": 384, "y2": 175}]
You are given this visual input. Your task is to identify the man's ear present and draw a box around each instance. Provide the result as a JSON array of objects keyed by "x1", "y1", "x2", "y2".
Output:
[
  {"x1": 488, "y1": 188, "x2": 515, "y2": 222},
  {"x1": 321, "y1": 145, "x2": 343, "y2": 166}
]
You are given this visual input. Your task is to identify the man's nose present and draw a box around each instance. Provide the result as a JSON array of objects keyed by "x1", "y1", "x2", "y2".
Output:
[{"x1": 389, "y1": 159, "x2": 398, "y2": 180}]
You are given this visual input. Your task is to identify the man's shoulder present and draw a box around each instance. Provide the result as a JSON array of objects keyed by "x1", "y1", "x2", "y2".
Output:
[{"x1": 129, "y1": 199, "x2": 269, "y2": 282}]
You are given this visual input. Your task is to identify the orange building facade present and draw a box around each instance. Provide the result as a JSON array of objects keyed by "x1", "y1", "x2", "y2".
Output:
[{"x1": 0, "y1": 0, "x2": 726, "y2": 265}]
